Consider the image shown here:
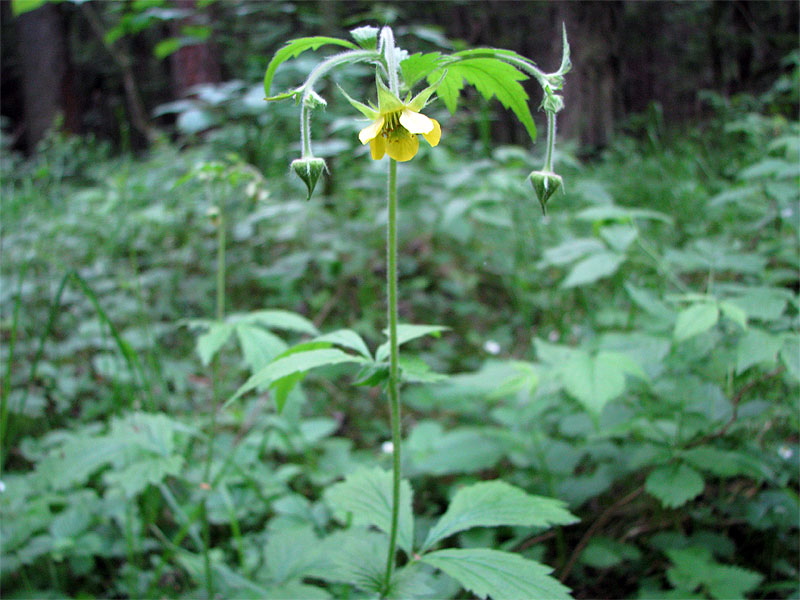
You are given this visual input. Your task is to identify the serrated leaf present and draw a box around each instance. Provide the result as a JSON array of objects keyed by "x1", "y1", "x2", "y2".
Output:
[
  {"x1": 264, "y1": 36, "x2": 358, "y2": 97},
  {"x1": 196, "y1": 322, "x2": 234, "y2": 366},
  {"x1": 736, "y1": 327, "x2": 782, "y2": 374},
  {"x1": 580, "y1": 537, "x2": 641, "y2": 569},
  {"x1": 674, "y1": 303, "x2": 719, "y2": 342},
  {"x1": 421, "y1": 548, "x2": 571, "y2": 600},
  {"x1": 562, "y1": 351, "x2": 645, "y2": 413},
  {"x1": 375, "y1": 324, "x2": 449, "y2": 362},
  {"x1": 225, "y1": 348, "x2": 368, "y2": 407},
  {"x1": 575, "y1": 205, "x2": 673, "y2": 224},
  {"x1": 325, "y1": 468, "x2": 414, "y2": 556},
  {"x1": 264, "y1": 524, "x2": 323, "y2": 583},
  {"x1": 401, "y1": 52, "x2": 443, "y2": 88},
  {"x1": 103, "y1": 454, "x2": 184, "y2": 498},
  {"x1": 235, "y1": 324, "x2": 288, "y2": 374},
  {"x1": 561, "y1": 251, "x2": 624, "y2": 288},
  {"x1": 430, "y1": 57, "x2": 537, "y2": 142},
  {"x1": 646, "y1": 463, "x2": 705, "y2": 508},
  {"x1": 422, "y1": 480, "x2": 577, "y2": 552},
  {"x1": 311, "y1": 529, "x2": 387, "y2": 593}
]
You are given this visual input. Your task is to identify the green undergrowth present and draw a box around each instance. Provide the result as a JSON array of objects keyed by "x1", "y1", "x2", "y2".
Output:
[{"x1": 1, "y1": 84, "x2": 798, "y2": 598}]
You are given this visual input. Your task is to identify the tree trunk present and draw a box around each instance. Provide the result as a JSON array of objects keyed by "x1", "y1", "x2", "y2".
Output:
[
  {"x1": 15, "y1": 3, "x2": 77, "y2": 151},
  {"x1": 169, "y1": 0, "x2": 221, "y2": 97}
]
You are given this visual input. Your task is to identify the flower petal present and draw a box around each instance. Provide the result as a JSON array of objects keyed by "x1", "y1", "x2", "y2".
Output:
[
  {"x1": 359, "y1": 117, "x2": 385, "y2": 144},
  {"x1": 370, "y1": 135, "x2": 385, "y2": 160},
  {"x1": 422, "y1": 118, "x2": 441, "y2": 147},
  {"x1": 386, "y1": 132, "x2": 419, "y2": 162},
  {"x1": 399, "y1": 109, "x2": 434, "y2": 135}
]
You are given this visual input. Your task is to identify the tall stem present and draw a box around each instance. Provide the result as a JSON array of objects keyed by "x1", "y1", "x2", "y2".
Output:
[
  {"x1": 300, "y1": 106, "x2": 312, "y2": 157},
  {"x1": 382, "y1": 158, "x2": 401, "y2": 596},
  {"x1": 201, "y1": 206, "x2": 226, "y2": 599}
]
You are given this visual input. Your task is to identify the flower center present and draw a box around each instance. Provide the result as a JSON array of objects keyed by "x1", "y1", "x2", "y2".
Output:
[{"x1": 382, "y1": 111, "x2": 404, "y2": 135}]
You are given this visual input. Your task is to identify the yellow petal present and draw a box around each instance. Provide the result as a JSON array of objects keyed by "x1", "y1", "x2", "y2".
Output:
[
  {"x1": 386, "y1": 132, "x2": 419, "y2": 162},
  {"x1": 423, "y1": 118, "x2": 441, "y2": 147},
  {"x1": 370, "y1": 135, "x2": 385, "y2": 160},
  {"x1": 358, "y1": 117, "x2": 385, "y2": 144},
  {"x1": 399, "y1": 109, "x2": 434, "y2": 135}
]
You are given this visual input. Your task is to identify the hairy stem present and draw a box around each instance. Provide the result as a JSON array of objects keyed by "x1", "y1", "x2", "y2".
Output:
[
  {"x1": 300, "y1": 106, "x2": 312, "y2": 157},
  {"x1": 201, "y1": 206, "x2": 226, "y2": 599},
  {"x1": 382, "y1": 158, "x2": 401, "y2": 596},
  {"x1": 544, "y1": 110, "x2": 556, "y2": 172}
]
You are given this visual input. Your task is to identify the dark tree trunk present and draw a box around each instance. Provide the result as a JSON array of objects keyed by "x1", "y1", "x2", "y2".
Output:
[
  {"x1": 15, "y1": 3, "x2": 78, "y2": 151},
  {"x1": 169, "y1": 0, "x2": 221, "y2": 96}
]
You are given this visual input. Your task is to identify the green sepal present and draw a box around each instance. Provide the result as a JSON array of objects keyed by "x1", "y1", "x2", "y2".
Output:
[
  {"x1": 407, "y1": 70, "x2": 447, "y2": 111},
  {"x1": 266, "y1": 87, "x2": 302, "y2": 103},
  {"x1": 529, "y1": 170, "x2": 563, "y2": 215},
  {"x1": 337, "y1": 85, "x2": 379, "y2": 120},
  {"x1": 376, "y1": 77, "x2": 404, "y2": 112},
  {"x1": 291, "y1": 157, "x2": 328, "y2": 201},
  {"x1": 350, "y1": 25, "x2": 379, "y2": 49}
]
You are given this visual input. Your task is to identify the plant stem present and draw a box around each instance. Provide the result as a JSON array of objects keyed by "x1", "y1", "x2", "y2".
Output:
[
  {"x1": 301, "y1": 106, "x2": 312, "y2": 157},
  {"x1": 544, "y1": 110, "x2": 556, "y2": 172},
  {"x1": 382, "y1": 158, "x2": 401, "y2": 596},
  {"x1": 201, "y1": 206, "x2": 226, "y2": 599}
]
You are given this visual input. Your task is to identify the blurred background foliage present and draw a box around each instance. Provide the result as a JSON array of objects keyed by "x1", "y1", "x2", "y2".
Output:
[{"x1": 0, "y1": 1, "x2": 798, "y2": 599}]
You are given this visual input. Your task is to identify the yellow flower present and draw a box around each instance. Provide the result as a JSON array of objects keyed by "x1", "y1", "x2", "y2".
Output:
[{"x1": 341, "y1": 76, "x2": 443, "y2": 162}]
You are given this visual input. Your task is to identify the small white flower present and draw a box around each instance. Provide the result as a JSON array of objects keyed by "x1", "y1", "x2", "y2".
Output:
[
  {"x1": 0, "y1": 480, "x2": 5, "y2": 493},
  {"x1": 381, "y1": 441, "x2": 394, "y2": 454},
  {"x1": 778, "y1": 445, "x2": 794, "y2": 460},
  {"x1": 780, "y1": 207, "x2": 793, "y2": 219},
  {"x1": 483, "y1": 340, "x2": 501, "y2": 355},
  {"x1": 548, "y1": 330, "x2": 560, "y2": 342},
  {"x1": 245, "y1": 181, "x2": 257, "y2": 198}
]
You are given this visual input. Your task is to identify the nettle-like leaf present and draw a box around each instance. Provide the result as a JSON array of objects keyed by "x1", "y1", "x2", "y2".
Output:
[
  {"x1": 666, "y1": 546, "x2": 763, "y2": 600},
  {"x1": 674, "y1": 302, "x2": 719, "y2": 342},
  {"x1": 428, "y1": 57, "x2": 537, "y2": 142},
  {"x1": 264, "y1": 36, "x2": 359, "y2": 97},
  {"x1": 561, "y1": 350, "x2": 647, "y2": 414},
  {"x1": 421, "y1": 480, "x2": 577, "y2": 552},
  {"x1": 225, "y1": 346, "x2": 370, "y2": 410},
  {"x1": 325, "y1": 467, "x2": 414, "y2": 556},
  {"x1": 645, "y1": 463, "x2": 705, "y2": 508},
  {"x1": 375, "y1": 324, "x2": 449, "y2": 362},
  {"x1": 401, "y1": 52, "x2": 444, "y2": 88},
  {"x1": 421, "y1": 548, "x2": 571, "y2": 600}
]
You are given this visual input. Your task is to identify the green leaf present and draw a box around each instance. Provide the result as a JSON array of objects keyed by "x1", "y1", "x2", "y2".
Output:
[
  {"x1": 264, "y1": 36, "x2": 358, "y2": 97},
  {"x1": 562, "y1": 350, "x2": 645, "y2": 413},
  {"x1": 11, "y1": 0, "x2": 49, "y2": 16},
  {"x1": 780, "y1": 334, "x2": 800, "y2": 382},
  {"x1": 401, "y1": 52, "x2": 443, "y2": 88},
  {"x1": 376, "y1": 324, "x2": 448, "y2": 362},
  {"x1": 421, "y1": 548, "x2": 571, "y2": 600},
  {"x1": 421, "y1": 480, "x2": 577, "y2": 552},
  {"x1": 154, "y1": 37, "x2": 183, "y2": 60},
  {"x1": 645, "y1": 463, "x2": 705, "y2": 508},
  {"x1": 406, "y1": 422, "x2": 505, "y2": 476},
  {"x1": 196, "y1": 322, "x2": 234, "y2": 366},
  {"x1": 235, "y1": 309, "x2": 318, "y2": 335},
  {"x1": 264, "y1": 524, "x2": 323, "y2": 583},
  {"x1": 575, "y1": 205, "x2": 673, "y2": 224},
  {"x1": 313, "y1": 329, "x2": 372, "y2": 359},
  {"x1": 736, "y1": 327, "x2": 782, "y2": 374},
  {"x1": 561, "y1": 251, "x2": 625, "y2": 288},
  {"x1": 225, "y1": 348, "x2": 368, "y2": 407},
  {"x1": 103, "y1": 454, "x2": 184, "y2": 498},
  {"x1": 311, "y1": 529, "x2": 387, "y2": 593},
  {"x1": 235, "y1": 323, "x2": 288, "y2": 373},
  {"x1": 719, "y1": 300, "x2": 748, "y2": 330},
  {"x1": 681, "y1": 447, "x2": 751, "y2": 478},
  {"x1": 325, "y1": 468, "x2": 414, "y2": 556},
  {"x1": 674, "y1": 303, "x2": 719, "y2": 342},
  {"x1": 580, "y1": 537, "x2": 641, "y2": 569},
  {"x1": 430, "y1": 57, "x2": 537, "y2": 142},
  {"x1": 666, "y1": 547, "x2": 763, "y2": 600}
]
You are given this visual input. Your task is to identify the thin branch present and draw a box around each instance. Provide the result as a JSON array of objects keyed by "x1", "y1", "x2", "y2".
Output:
[{"x1": 559, "y1": 485, "x2": 645, "y2": 582}]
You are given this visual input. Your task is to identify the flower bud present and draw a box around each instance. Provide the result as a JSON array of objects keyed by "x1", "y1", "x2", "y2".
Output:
[
  {"x1": 529, "y1": 170, "x2": 563, "y2": 215},
  {"x1": 291, "y1": 157, "x2": 327, "y2": 201}
]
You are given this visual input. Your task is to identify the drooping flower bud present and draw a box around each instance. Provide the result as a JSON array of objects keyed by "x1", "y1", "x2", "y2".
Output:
[
  {"x1": 529, "y1": 170, "x2": 563, "y2": 215},
  {"x1": 291, "y1": 157, "x2": 327, "y2": 201}
]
